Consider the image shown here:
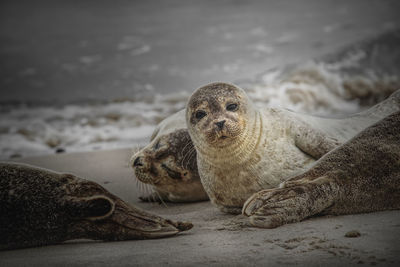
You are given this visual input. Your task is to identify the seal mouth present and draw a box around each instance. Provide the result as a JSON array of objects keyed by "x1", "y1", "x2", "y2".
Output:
[{"x1": 134, "y1": 169, "x2": 161, "y2": 185}]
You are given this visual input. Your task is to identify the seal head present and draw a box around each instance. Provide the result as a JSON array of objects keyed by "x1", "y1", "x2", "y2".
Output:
[
  {"x1": 131, "y1": 129, "x2": 208, "y2": 202},
  {"x1": 0, "y1": 163, "x2": 193, "y2": 250},
  {"x1": 186, "y1": 82, "x2": 258, "y2": 156}
]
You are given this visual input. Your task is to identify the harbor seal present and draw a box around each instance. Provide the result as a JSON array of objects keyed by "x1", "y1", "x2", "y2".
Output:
[
  {"x1": 131, "y1": 110, "x2": 208, "y2": 202},
  {"x1": 186, "y1": 82, "x2": 400, "y2": 214},
  {"x1": 243, "y1": 111, "x2": 400, "y2": 228},
  {"x1": 0, "y1": 162, "x2": 192, "y2": 250}
]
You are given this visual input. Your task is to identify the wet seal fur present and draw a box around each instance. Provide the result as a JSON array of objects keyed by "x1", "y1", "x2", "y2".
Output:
[
  {"x1": 131, "y1": 110, "x2": 208, "y2": 202},
  {"x1": 0, "y1": 162, "x2": 192, "y2": 250},
  {"x1": 243, "y1": 111, "x2": 400, "y2": 228},
  {"x1": 186, "y1": 82, "x2": 400, "y2": 214}
]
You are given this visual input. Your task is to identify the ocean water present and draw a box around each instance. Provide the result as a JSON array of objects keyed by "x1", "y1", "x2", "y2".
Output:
[
  {"x1": 2, "y1": 0, "x2": 400, "y2": 103},
  {"x1": 1, "y1": 30, "x2": 400, "y2": 159}
]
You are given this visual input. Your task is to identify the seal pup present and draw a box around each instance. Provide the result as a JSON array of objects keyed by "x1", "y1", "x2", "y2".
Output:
[
  {"x1": 131, "y1": 110, "x2": 208, "y2": 202},
  {"x1": 243, "y1": 111, "x2": 400, "y2": 228},
  {"x1": 0, "y1": 162, "x2": 192, "y2": 250},
  {"x1": 186, "y1": 82, "x2": 400, "y2": 214}
]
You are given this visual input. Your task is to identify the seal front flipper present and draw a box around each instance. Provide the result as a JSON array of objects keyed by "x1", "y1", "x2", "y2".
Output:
[
  {"x1": 292, "y1": 120, "x2": 341, "y2": 159},
  {"x1": 242, "y1": 176, "x2": 339, "y2": 228}
]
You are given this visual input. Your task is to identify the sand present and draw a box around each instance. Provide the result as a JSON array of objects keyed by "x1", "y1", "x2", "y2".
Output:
[{"x1": 1, "y1": 148, "x2": 399, "y2": 266}]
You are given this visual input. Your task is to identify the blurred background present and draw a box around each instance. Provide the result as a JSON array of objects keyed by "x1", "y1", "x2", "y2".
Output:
[{"x1": 1, "y1": 0, "x2": 400, "y2": 159}]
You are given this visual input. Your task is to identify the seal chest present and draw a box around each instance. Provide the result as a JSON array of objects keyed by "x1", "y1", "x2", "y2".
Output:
[{"x1": 196, "y1": 109, "x2": 314, "y2": 209}]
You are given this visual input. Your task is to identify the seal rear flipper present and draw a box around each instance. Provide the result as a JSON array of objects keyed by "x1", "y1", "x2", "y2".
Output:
[{"x1": 242, "y1": 177, "x2": 339, "y2": 228}]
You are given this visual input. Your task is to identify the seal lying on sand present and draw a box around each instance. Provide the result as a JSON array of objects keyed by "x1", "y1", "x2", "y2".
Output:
[
  {"x1": 186, "y1": 82, "x2": 400, "y2": 214},
  {"x1": 131, "y1": 110, "x2": 208, "y2": 203},
  {"x1": 0, "y1": 162, "x2": 192, "y2": 250},
  {"x1": 243, "y1": 111, "x2": 400, "y2": 228}
]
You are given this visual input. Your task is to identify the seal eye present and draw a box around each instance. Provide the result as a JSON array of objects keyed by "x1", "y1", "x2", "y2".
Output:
[
  {"x1": 195, "y1": 110, "x2": 207, "y2": 120},
  {"x1": 226, "y1": 103, "x2": 238, "y2": 111}
]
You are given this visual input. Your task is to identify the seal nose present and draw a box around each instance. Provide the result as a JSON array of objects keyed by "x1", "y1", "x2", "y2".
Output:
[
  {"x1": 215, "y1": 120, "x2": 226, "y2": 130},
  {"x1": 133, "y1": 157, "x2": 143, "y2": 167}
]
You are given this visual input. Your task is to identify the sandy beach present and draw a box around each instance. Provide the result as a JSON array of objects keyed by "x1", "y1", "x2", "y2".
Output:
[{"x1": 0, "y1": 148, "x2": 398, "y2": 266}]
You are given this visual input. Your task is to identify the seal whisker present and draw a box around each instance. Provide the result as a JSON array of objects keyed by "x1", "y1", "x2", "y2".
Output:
[
  {"x1": 180, "y1": 140, "x2": 193, "y2": 159},
  {"x1": 154, "y1": 190, "x2": 168, "y2": 208},
  {"x1": 181, "y1": 148, "x2": 194, "y2": 170},
  {"x1": 185, "y1": 148, "x2": 197, "y2": 170},
  {"x1": 181, "y1": 147, "x2": 196, "y2": 170},
  {"x1": 180, "y1": 141, "x2": 195, "y2": 169}
]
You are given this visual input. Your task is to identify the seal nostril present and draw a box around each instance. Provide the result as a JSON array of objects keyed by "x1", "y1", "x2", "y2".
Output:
[
  {"x1": 215, "y1": 120, "x2": 226, "y2": 130},
  {"x1": 133, "y1": 157, "x2": 143, "y2": 167}
]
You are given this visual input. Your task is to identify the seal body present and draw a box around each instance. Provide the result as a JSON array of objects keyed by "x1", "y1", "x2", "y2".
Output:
[
  {"x1": 243, "y1": 111, "x2": 400, "y2": 228},
  {"x1": 131, "y1": 110, "x2": 208, "y2": 202},
  {"x1": 0, "y1": 163, "x2": 192, "y2": 250},
  {"x1": 186, "y1": 82, "x2": 400, "y2": 213}
]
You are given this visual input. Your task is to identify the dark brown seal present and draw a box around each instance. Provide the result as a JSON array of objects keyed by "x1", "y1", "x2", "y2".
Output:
[
  {"x1": 0, "y1": 162, "x2": 192, "y2": 250},
  {"x1": 243, "y1": 111, "x2": 400, "y2": 228}
]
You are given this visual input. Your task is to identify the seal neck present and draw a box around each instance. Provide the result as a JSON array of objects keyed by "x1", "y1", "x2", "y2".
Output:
[{"x1": 196, "y1": 110, "x2": 263, "y2": 167}]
